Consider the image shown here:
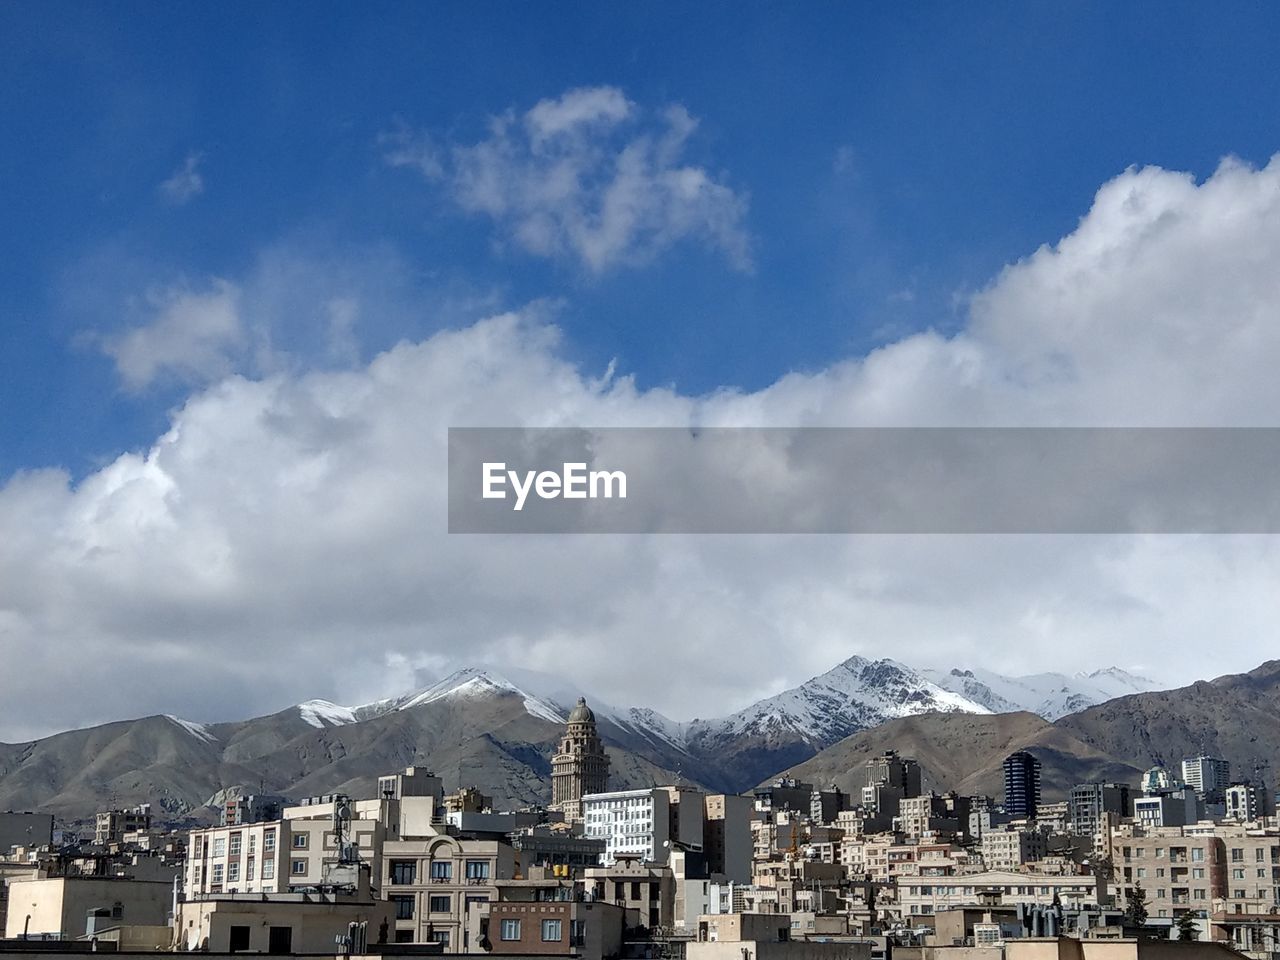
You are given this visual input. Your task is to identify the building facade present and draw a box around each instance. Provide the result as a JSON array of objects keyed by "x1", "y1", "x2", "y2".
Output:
[{"x1": 550, "y1": 698, "x2": 610, "y2": 822}]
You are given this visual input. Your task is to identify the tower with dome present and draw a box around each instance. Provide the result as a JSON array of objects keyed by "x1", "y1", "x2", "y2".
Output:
[{"x1": 550, "y1": 697, "x2": 610, "y2": 820}]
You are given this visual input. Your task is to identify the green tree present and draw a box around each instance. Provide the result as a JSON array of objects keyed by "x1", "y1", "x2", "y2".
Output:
[
  {"x1": 1126, "y1": 884, "x2": 1149, "y2": 927},
  {"x1": 1176, "y1": 911, "x2": 1198, "y2": 942}
]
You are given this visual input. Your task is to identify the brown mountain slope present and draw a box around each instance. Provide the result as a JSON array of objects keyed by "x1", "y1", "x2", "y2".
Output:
[
  {"x1": 775, "y1": 711, "x2": 1145, "y2": 800},
  {"x1": 1054, "y1": 659, "x2": 1280, "y2": 778},
  {"x1": 0, "y1": 692, "x2": 695, "y2": 819}
]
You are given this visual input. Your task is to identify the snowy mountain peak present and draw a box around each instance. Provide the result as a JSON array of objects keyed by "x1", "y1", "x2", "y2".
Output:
[
  {"x1": 698, "y1": 656, "x2": 993, "y2": 750},
  {"x1": 297, "y1": 699, "x2": 358, "y2": 728},
  {"x1": 166, "y1": 715, "x2": 217, "y2": 743},
  {"x1": 922, "y1": 665, "x2": 1163, "y2": 721}
]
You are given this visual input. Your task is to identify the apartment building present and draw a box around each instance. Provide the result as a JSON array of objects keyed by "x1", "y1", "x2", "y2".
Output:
[
  {"x1": 703, "y1": 793, "x2": 754, "y2": 882},
  {"x1": 187, "y1": 820, "x2": 289, "y2": 895},
  {"x1": 94, "y1": 806, "x2": 152, "y2": 845},
  {"x1": 896, "y1": 869, "x2": 1105, "y2": 918},
  {"x1": 982, "y1": 827, "x2": 1048, "y2": 871},
  {"x1": 1225, "y1": 784, "x2": 1272, "y2": 822},
  {"x1": 581, "y1": 855, "x2": 675, "y2": 932},
  {"x1": 477, "y1": 898, "x2": 625, "y2": 958},
  {"x1": 582, "y1": 786, "x2": 704, "y2": 865},
  {"x1": 1112, "y1": 831, "x2": 1224, "y2": 918},
  {"x1": 381, "y1": 832, "x2": 517, "y2": 950},
  {"x1": 1069, "y1": 783, "x2": 1131, "y2": 846},
  {"x1": 1183, "y1": 757, "x2": 1232, "y2": 806}
]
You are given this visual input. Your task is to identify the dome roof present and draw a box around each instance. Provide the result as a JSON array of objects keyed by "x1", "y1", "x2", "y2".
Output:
[{"x1": 567, "y1": 697, "x2": 595, "y2": 723}]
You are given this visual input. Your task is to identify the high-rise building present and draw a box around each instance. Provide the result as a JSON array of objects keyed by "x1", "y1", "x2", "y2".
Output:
[
  {"x1": 1002, "y1": 751, "x2": 1041, "y2": 818},
  {"x1": 862, "y1": 751, "x2": 922, "y2": 817},
  {"x1": 1181, "y1": 756, "x2": 1231, "y2": 805},
  {"x1": 550, "y1": 698, "x2": 610, "y2": 821},
  {"x1": 1068, "y1": 782, "x2": 1131, "y2": 843}
]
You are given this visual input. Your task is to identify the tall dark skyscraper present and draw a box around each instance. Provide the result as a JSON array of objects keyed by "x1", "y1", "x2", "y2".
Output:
[{"x1": 1003, "y1": 750, "x2": 1042, "y2": 818}]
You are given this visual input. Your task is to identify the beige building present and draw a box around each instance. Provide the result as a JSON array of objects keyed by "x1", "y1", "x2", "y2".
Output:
[
  {"x1": 982, "y1": 827, "x2": 1049, "y2": 871},
  {"x1": 94, "y1": 806, "x2": 151, "y2": 846},
  {"x1": 3, "y1": 876, "x2": 172, "y2": 939},
  {"x1": 581, "y1": 854, "x2": 675, "y2": 932},
  {"x1": 175, "y1": 885, "x2": 391, "y2": 953},
  {"x1": 550, "y1": 698, "x2": 610, "y2": 822},
  {"x1": 187, "y1": 820, "x2": 289, "y2": 895},
  {"x1": 689, "y1": 913, "x2": 873, "y2": 960},
  {"x1": 381, "y1": 832, "x2": 517, "y2": 950},
  {"x1": 1106, "y1": 820, "x2": 1280, "y2": 924},
  {"x1": 897, "y1": 870, "x2": 1106, "y2": 919}
]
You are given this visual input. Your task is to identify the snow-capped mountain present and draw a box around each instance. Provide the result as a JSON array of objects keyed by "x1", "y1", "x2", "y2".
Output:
[
  {"x1": 689, "y1": 656, "x2": 991, "y2": 748},
  {"x1": 919, "y1": 665, "x2": 1161, "y2": 720},
  {"x1": 294, "y1": 667, "x2": 568, "y2": 729},
  {"x1": 283, "y1": 656, "x2": 1165, "y2": 791}
]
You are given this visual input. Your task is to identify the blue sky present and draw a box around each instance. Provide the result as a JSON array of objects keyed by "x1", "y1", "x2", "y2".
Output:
[
  {"x1": 7, "y1": 4, "x2": 1280, "y2": 736},
  {"x1": 5, "y1": 3, "x2": 1280, "y2": 479}
]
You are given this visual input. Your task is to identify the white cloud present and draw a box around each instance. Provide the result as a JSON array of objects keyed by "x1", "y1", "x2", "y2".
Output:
[
  {"x1": 6, "y1": 155, "x2": 1280, "y2": 738},
  {"x1": 386, "y1": 86, "x2": 752, "y2": 272},
  {"x1": 101, "y1": 280, "x2": 243, "y2": 390},
  {"x1": 159, "y1": 152, "x2": 205, "y2": 205}
]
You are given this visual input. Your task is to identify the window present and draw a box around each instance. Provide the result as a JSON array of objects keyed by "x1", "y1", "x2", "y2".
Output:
[
  {"x1": 392, "y1": 896, "x2": 414, "y2": 920},
  {"x1": 291, "y1": 859, "x2": 307, "y2": 875},
  {"x1": 391, "y1": 860, "x2": 417, "y2": 885},
  {"x1": 542, "y1": 919, "x2": 562, "y2": 942},
  {"x1": 249, "y1": 834, "x2": 256, "y2": 853},
  {"x1": 212, "y1": 864, "x2": 224, "y2": 883},
  {"x1": 430, "y1": 861, "x2": 452, "y2": 881},
  {"x1": 1193, "y1": 848, "x2": 1204, "y2": 862},
  {"x1": 292, "y1": 834, "x2": 309, "y2": 849},
  {"x1": 1233, "y1": 849, "x2": 1245, "y2": 862},
  {"x1": 465, "y1": 860, "x2": 490, "y2": 881},
  {"x1": 429, "y1": 895, "x2": 451, "y2": 913},
  {"x1": 229, "y1": 833, "x2": 242, "y2": 856},
  {"x1": 228, "y1": 862, "x2": 240, "y2": 882},
  {"x1": 430, "y1": 932, "x2": 451, "y2": 947},
  {"x1": 264, "y1": 830, "x2": 276, "y2": 852},
  {"x1": 213, "y1": 837, "x2": 227, "y2": 857},
  {"x1": 262, "y1": 860, "x2": 275, "y2": 880},
  {"x1": 245, "y1": 856, "x2": 255, "y2": 879},
  {"x1": 500, "y1": 919, "x2": 521, "y2": 941}
]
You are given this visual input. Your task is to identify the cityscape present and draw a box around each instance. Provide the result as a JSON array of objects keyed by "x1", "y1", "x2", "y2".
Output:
[
  {"x1": 4, "y1": 663, "x2": 1280, "y2": 960},
  {"x1": 5, "y1": 5, "x2": 1280, "y2": 960}
]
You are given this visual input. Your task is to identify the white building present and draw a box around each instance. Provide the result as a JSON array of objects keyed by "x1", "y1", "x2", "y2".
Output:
[
  {"x1": 1225, "y1": 783, "x2": 1271, "y2": 822},
  {"x1": 1182, "y1": 757, "x2": 1231, "y2": 804},
  {"x1": 582, "y1": 786, "x2": 704, "y2": 864}
]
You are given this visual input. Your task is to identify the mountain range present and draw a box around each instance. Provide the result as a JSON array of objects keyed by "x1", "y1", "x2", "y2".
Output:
[{"x1": 7, "y1": 653, "x2": 1258, "y2": 826}]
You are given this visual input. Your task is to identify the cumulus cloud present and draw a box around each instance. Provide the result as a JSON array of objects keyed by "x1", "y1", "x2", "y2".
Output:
[
  {"x1": 384, "y1": 86, "x2": 752, "y2": 272},
  {"x1": 6, "y1": 155, "x2": 1280, "y2": 738},
  {"x1": 159, "y1": 152, "x2": 205, "y2": 205}
]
